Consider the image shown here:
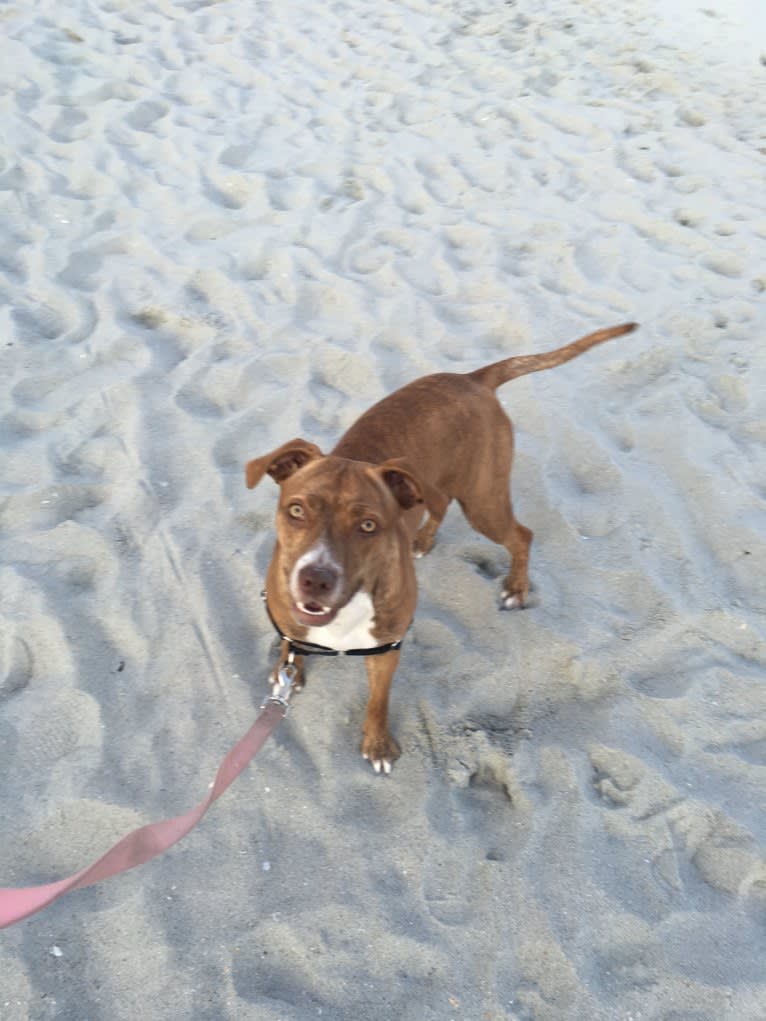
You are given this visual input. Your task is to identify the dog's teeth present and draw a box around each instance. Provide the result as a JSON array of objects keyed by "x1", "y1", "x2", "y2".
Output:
[{"x1": 298, "y1": 602, "x2": 332, "y2": 615}]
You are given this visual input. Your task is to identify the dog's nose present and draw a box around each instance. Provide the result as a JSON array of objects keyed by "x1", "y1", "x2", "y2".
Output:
[{"x1": 298, "y1": 564, "x2": 338, "y2": 599}]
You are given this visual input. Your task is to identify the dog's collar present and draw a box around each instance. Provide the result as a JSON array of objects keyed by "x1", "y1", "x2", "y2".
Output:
[{"x1": 261, "y1": 591, "x2": 405, "y2": 657}]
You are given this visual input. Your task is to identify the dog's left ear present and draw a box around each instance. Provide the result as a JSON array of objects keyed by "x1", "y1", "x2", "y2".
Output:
[
  {"x1": 373, "y1": 459, "x2": 444, "y2": 513},
  {"x1": 245, "y1": 439, "x2": 323, "y2": 489}
]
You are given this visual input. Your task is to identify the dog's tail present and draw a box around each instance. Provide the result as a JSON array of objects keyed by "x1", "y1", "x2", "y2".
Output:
[{"x1": 468, "y1": 322, "x2": 638, "y2": 391}]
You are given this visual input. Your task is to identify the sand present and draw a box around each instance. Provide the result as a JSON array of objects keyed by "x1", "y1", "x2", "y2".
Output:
[{"x1": 1, "y1": 0, "x2": 765, "y2": 1018}]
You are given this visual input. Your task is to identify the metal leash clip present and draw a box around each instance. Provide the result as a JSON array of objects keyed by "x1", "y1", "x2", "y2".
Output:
[{"x1": 262, "y1": 654, "x2": 298, "y2": 716}]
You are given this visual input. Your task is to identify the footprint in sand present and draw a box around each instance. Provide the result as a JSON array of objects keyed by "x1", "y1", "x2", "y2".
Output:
[
  {"x1": 422, "y1": 780, "x2": 523, "y2": 925},
  {"x1": 0, "y1": 246, "x2": 28, "y2": 282},
  {"x1": 1, "y1": 525, "x2": 114, "y2": 601},
  {"x1": 701, "y1": 251, "x2": 745, "y2": 278},
  {"x1": 422, "y1": 852, "x2": 476, "y2": 926},
  {"x1": 12, "y1": 686, "x2": 102, "y2": 775},
  {"x1": 344, "y1": 238, "x2": 391, "y2": 276},
  {"x1": 414, "y1": 156, "x2": 466, "y2": 205},
  {"x1": 265, "y1": 174, "x2": 314, "y2": 213},
  {"x1": 590, "y1": 744, "x2": 766, "y2": 906},
  {"x1": 627, "y1": 643, "x2": 724, "y2": 699},
  {"x1": 421, "y1": 721, "x2": 529, "y2": 925},
  {"x1": 15, "y1": 80, "x2": 41, "y2": 113},
  {"x1": 0, "y1": 632, "x2": 33, "y2": 700},
  {"x1": 11, "y1": 299, "x2": 68, "y2": 342},
  {"x1": 5, "y1": 795, "x2": 144, "y2": 891},
  {"x1": 57, "y1": 249, "x2": 103, "y2": 291},
  {"x1": 674, "y1": 206, "x2": 706, "y2": 229},
  {"x1": 203, "y1": 169, "x2": 261, "y2": 210},
  {"x1": 124, "y1": 100, "x2": 170, "y2": 132},
  {"x1": 548, "y1": 426, "x2": 625, "y2": 538},
  {"x1": 50, "y1": 109, "x2": 89, "y2": 143},
  {"x1": 185, "y1": 216, "x2": 243, "y2": 242},
  {"x1": 218, "y1": 143, "x2": 253, "y2": 169}
]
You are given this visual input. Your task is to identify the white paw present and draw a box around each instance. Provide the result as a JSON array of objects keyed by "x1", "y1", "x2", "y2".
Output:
[
  {"x1": 270, "y1": 669, "x2": 303, "y2": 694},
  {"x1": 500, "y1": 590, "x2": 522, "y2": 610},
  {"x1": 362, "y1": 752, "x2": 393, "y2": 775}
]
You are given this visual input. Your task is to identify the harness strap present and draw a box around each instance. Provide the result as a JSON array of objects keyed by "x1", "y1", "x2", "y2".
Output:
[{"x1": 261, "y1": 591, "x2": 404, "y2": 657}]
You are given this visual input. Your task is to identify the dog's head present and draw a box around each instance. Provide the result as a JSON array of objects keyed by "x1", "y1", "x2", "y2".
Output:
[{"x1": 246, "y1": 440, "x2": 426, "y2": 629}]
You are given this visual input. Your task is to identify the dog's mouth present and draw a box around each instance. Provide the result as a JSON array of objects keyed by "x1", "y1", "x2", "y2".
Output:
[{"x1": 291, "y1": 599, "x2": 338, "y2": 628}]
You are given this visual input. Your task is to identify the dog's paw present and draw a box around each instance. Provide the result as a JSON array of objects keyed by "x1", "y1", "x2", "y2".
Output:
[
  {"x1": 499, "y1": 587, "x2": 526, "y2": 611},
  {"x1": 413, "y1": 536, "x2": 434, "y2": 558},
  {"x1": 361, "y1": 732, "x2": 400, "y2": 775},
  {"x1": 269, "y1": 666, "x2": 305, "y2": 694},
  {"x1": 413, "y1": 523, "x2": 438, "y2": 558}
]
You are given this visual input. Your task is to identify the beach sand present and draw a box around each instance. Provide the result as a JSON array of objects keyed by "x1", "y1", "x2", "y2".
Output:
[{"x1": 1, "y1": 0, "x2": 765, "y2": 1018}]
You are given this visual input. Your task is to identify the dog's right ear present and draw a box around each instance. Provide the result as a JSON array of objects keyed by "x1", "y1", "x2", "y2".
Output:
[{"x1": 245, "y1": 439, "x2": 323, "y2": 489}]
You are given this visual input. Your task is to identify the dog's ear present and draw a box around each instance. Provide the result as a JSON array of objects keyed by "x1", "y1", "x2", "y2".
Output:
[
  {"x1": 373, "y1": 458, "x2": 443, "y2": 513},
  {"x1": 245, "y1": 439, "x2": 323, "y2": 489}
]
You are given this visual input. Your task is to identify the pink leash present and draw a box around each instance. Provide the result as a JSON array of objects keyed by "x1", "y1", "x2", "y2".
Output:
[{"x1": 0, "y1": 672, "x2": 295, "y2": 929}]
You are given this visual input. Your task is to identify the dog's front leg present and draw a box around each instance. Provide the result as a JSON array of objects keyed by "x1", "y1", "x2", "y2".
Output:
[{"x1": 361, "y1": 650, "x2": 401, "y2": 774}]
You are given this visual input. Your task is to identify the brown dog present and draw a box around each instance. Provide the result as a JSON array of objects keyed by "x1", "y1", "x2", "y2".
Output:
[{"x1": 246, "y1": 322, "x2": 637, "y2": 772}]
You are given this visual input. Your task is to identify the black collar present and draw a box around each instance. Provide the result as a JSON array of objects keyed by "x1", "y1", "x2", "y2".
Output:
[{"x1": 261, "y1": 591, "x2": 405, "y2": 657}]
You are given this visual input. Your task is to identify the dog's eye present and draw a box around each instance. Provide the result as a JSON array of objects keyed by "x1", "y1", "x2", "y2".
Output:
[
  {"x1": 359, "y1": 518, "x2": 377, "y2": 534},
  {"x1": 287, "y1": 503, "x2": 305, "y2": 520}
]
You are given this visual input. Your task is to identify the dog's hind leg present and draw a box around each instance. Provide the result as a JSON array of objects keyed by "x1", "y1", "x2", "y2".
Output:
[
  {"x1": 458, "y1": 491, "x2": 533, "y2": 609},
  {"x1": 413, "y1": 489, "x2": 451, "y2": 557},
  {"x1": 498, "y1": 512, "x2": 533, "y2": 609}
]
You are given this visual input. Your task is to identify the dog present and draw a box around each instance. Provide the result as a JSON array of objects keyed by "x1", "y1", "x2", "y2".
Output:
[{"x1": 246, "y1": 322, "x2": 637, "y2": 773}]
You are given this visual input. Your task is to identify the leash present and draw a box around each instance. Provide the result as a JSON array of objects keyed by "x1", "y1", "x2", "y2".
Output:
[
  {"x1": 261, "y1": 590, "x2": 405, "y2": 658},
  {"x1": 0, "y1": 666, "x2": 297, "y2": 929}
]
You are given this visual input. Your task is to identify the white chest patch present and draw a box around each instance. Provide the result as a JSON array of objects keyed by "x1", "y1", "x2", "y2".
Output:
[{"x1": 305, "y1": 590, "x2": 377, "y2": 651}]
